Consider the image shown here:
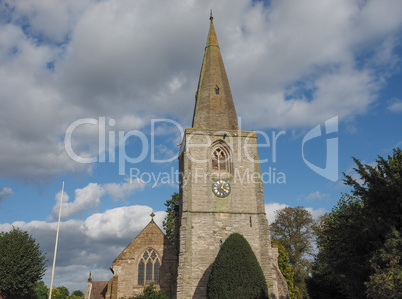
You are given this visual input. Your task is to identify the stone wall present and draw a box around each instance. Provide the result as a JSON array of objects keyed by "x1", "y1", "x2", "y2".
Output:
[
  {"x1": 177, "y1": 129, "x2": 289, "y2": 298},
  {"x1": 108, "y1": 221, "x2": 176, "y2": 299}
]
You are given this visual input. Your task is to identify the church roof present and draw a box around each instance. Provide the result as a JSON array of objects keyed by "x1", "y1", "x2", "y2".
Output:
[
  {"x1": 113, "y1": 217, "x2": 171, "y2": 262},
  {"x1": 192, "y1": 13, "x2": 239, "y2": 131},
  {"x1": 87, "y1": 281, "x2": 108, "y2": 299}
]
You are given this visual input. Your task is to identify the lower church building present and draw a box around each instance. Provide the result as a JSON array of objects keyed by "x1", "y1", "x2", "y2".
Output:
[
  {"x1": 84, "y1": 216, "x2": 176, "y2": 299},
  {"x1": 85, "y1": 13, "x2": 289, "y2": 299}
]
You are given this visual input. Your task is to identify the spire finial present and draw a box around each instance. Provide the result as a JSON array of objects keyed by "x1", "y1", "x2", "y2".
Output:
[
  {"x1": 150, "y1": 212, "x2": 155, "y2": 221},
  {"x1": 210, "y1": 8, "x2": 213, "y2": 21}
]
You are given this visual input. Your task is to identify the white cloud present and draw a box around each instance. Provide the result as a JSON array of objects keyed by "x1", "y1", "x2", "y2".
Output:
[
  {"x1": 265, "y1": 202, "x2": 289, "y2": 224},
  {"x1": 0, "y1": 187, "x2": 13, "y2": 202},
  {"x1": 305, "y1": 191, "x2": 329, "y2": 202},
  {"x1": 0, "y1": 204, "x2": 164, "y2": 292},
  {"x1": 0, "y1": 0, "x2": 401, "y2": 182},
  {"x1": 305, "y1": 207, "x2": 327, "y2": 220},
  {"x1": 104, "y1": 178, "x2": 145, "y2": 201},
  {"x1": 9, "y1": 0, "x2": 94, "y2": 42},
  {"x1": 83, "y1": 205, "x2": 165, "y2": 240},
  {"x1": 49, "y1": 179, "x2": 147, "y2": 220},
  {"x1": 50, "y1": 183, "x2": 105, "y2": 221},
  {"x1": 387, "y1": 98, "x2": 402, "y2": 112}
]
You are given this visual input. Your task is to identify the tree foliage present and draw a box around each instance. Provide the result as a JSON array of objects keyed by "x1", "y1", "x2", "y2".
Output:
[
  {"x1": 162, "y1": 192, "x2": 179, "y2": 245},
  {"x1": 34, "y1": 281, "x2": 48, "y2": 299},
  {"x1": 311, "y1": 148, "x2": 402, "y2": 298},
  {"x1": 310, "y1": 193, "x2": 368, "y2": 298},
  {"x1": 272, "y1": 240, "x2": 298, "y2": 299},
  {"x1": 128, "y1": 283, "x2": 168, "y2": 299},
  {"x1": 269, "y1": 206, "x2": 315, "y2": 298},
  {"x1": 71, "y1": 290, "x2": 84, "y2": 297},
  {"x1": 0, "y1": 227, "x2": 47, "y2": 299},
  {"x1": 51, "y1": 286, "x2": 69, "y2": 299},
  {"x1": 365, "y1": 229, "x2": 402, "y2": 298},
  {"x1": 207, "y1": 233, "x2": 269, "y2": 299}
]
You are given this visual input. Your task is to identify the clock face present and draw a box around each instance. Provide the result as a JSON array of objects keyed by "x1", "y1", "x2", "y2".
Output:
[{"x1": 212, "y1": 179, "x2": 231, "y2": 198}]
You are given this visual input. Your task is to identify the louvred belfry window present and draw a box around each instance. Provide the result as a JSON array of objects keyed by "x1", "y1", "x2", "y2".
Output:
[{"x1": 137, "y1": 248, "x2": 161, "y2": 285}]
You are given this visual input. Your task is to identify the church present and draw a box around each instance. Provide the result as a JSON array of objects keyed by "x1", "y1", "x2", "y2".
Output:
[{"x1": 85, "y1": 14, "x2": 289, "y2": 299}]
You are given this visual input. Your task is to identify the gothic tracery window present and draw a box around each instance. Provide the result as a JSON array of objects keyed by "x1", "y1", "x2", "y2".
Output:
[
  {"x1": 211, "y1": 144, "x2": 231, "y2": 172},
  {"x1": 137, "y1": 248, "x2": 161, "y2": 285}
]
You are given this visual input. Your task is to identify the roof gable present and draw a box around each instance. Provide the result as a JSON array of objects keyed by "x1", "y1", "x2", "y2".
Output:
[{"x1": 114, "y1": 220, "x2": 170, "y2": 261}]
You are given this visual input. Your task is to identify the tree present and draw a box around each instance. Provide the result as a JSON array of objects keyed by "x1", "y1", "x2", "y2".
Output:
[
  {"x1": 71, "y1": 290, "x2": 84, "y2": 297},
  {"x1": 51, "y1": 286, "x2": 69, "y2": 299},
  {"x1": 311, "y1": 193, "x2": 368, "y2": 298},
  {"x1": 270, "y1": 206, "x2": 316, "y2": 298},
  {"x1": 343, "y1": 148, "x2": 402, "y2": 236},
  {"x1": 128, "y1": 283, "x2": 168, "y2": 299},
  {"x1": 34, "y1": 281, "x2": 48, "y2": 299},
  {"x1": 365, "y1": 229, "x2": 402, "y2": 298},
  {"x1": 162, "y1": 192, "x2": 179, "y2": 245},
  {"x1": 311, "y1": 148, "x2": 402, "y2": 298},
  {"x1": 272, "y1": 240, "x2": 299, "y2": 299},
  {"x1": 207, "y1": 233, "x2": 269, "y2": 299},
  {"x1": 0, "y1": 227, "x2": 47, "y2": 299}
]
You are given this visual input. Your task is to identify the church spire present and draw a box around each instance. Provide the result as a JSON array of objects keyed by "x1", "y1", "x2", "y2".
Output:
[{"x1": 192, "y1": 14, "x2": 239, "y2": 130}]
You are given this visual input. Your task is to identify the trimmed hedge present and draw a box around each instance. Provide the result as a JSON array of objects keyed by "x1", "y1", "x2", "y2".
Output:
[{"x1": 207, "y1": 233, "x2": 269, "y2": 299}]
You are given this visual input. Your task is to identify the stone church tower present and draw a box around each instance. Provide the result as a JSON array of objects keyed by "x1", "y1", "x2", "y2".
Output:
[{"x1": 176, "y1": 14, "x2": 289, "y2": 299}]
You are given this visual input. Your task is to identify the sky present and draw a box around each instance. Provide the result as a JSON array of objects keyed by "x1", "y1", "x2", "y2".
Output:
[{"x1": 1, "y1": 0, "x2": 402, "y2": 293}]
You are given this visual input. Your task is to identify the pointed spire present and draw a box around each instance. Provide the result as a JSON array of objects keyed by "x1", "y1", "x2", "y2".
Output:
[{"x1": 192, "y1": 14, "x2": 239, "y2": 131}]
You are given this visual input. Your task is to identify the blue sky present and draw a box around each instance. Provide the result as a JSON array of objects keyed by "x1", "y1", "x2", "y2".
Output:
[{"x1": 0, "y1": 0, "x2": 402, "y2": 292}]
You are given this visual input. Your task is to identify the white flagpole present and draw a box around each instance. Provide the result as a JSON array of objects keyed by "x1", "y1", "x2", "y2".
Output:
[{"x1": 48, "y1": 179, "x2": 65, "y2": 299}]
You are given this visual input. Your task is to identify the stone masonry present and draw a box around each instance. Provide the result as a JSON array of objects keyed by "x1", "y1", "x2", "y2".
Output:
[
  {"x1": 104, "y1": 220, "x2": 176, "y2": 299},
  {"x1": 176, "y1": 129, "x2": 289, "y2": 298}
]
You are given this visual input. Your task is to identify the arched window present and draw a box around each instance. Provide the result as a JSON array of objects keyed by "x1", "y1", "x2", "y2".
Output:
[
  {"x1": 211, "y1": 142, "x2": 231, "y2": 172},
  {"x1": 138, "y1": 260, "x2": 145, "y2": 285},
  {"x1": 137, "y1": 248, "x2": 161, "y2": 285},
  {"x1": 212, "y1": 148, "x2": 226, "y2": 170}
]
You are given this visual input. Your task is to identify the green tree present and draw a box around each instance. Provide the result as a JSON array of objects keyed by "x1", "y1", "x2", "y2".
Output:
[
  {"x1": 272, "y1": 240, "x2": 299, "y2": 299},
  {"x1": 0, "y1": 227, "x2": 47, "y2": 299},
  {"x1": 162, "y1": 192, "x2": 179, "y2": 245},
  {"x1": 311, "y1": 148, "x2": 402, "y2": 298},
  {"x1": 270, "y1": 206, "x2": 316, "y2": 298},
  {"x1": 365, "y1": 229, "x2": 402, "y2": 298},
  {"x1": 311, "y1": 193, "x2": 368, "y2": 298},
  {"x1": 70, "y1": 290, "x2": 84, "y2": 297},
  {"x1": 50, "y1": 286, "x2": 69, "y2": 299},
  {"x1": 207, "y1": 233, "x2": 269, "y2": 299},
  {"x1": 128, "y1": 283, "x2": 168, "y2": 299},
  {"x1": 34, "y1": 281, "x2": 48, "y2": 299},
  {"x1": 344, "y1": 148, "x2": 402, "y2": 236}
]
